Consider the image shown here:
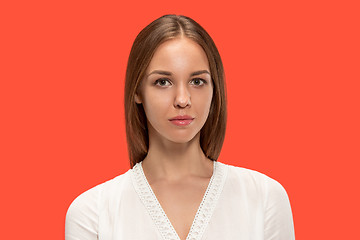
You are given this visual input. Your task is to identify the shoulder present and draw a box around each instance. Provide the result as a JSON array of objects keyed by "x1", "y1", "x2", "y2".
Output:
[
  {"x1": 65, "y1": 170, "x2": 131, "y2": 239},
  {"x1": 220, "y1": 162, "x2": 289, "y2": 202},
  {"x1": 220, "y1": 162, "x2": 295, "y2": 239},
  {"x1": 66, "y1": 170, "x2": 130, "y2": 213},
  {"x1": 223, "y1": 162, "x2": 283, "y2": 186}
]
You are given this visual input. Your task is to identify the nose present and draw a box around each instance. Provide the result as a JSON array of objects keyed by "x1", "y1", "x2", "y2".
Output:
[{"x1": 174, "y1": 84, "x2": 191, "y2": 108}]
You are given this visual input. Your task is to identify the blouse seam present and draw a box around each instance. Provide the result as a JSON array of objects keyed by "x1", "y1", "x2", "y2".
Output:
[{"x1": 96, "y1": 181, "x2": 103, "y2": 240}]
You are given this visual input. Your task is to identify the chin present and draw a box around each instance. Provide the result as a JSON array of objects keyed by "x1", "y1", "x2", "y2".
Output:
[
  {"x1": 168, "y1": 138, "x2": 195, "y2": 144},
  {"x1": 148, "y1": 123, "x2": 202, "y2": 145},
  {"x1": 165, "y1": 131, "x2": 200, "y2": 144}
]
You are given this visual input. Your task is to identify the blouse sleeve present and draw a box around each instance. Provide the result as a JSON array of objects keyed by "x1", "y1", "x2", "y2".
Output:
[
  {"x1": 65, "y1": 185, "x2": 100, "y2": 240},
  {"x1": 264, "y1": 177, "x2": 295, "y2": 240}
]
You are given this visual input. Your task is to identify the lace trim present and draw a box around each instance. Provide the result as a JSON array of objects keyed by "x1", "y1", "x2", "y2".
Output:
[
  {"x1": 186, "y1": 161, "x2": 227, "y2": 240},
  {"x1": 131, "y1": 161, "x2": 228, "y2": 240},
  {"x1": 131, "y1": 162, "x2": 179, "y2": 240}
]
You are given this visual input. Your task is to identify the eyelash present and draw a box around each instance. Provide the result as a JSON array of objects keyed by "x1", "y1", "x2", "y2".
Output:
[{"x1": 154, "y1": 78, "x2": 207, "y2": 87}]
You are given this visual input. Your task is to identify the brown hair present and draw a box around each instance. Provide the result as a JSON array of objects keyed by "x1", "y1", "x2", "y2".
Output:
[{"x1": 124, "y1": 15, "x2": 227, "y2": 168}]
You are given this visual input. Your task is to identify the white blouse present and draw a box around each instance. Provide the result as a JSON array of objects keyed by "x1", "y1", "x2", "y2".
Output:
[{"x1": 65, "y1": 161, "x2": 295, "y2": 240}]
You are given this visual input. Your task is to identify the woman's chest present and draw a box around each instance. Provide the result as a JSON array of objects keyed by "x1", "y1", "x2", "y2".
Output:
[
  {"x1": 150, "y1": 179, "x2": 211, "y2": 240},
  {"x1": 99, "y1": 161, "x2": 268, "y2": 240}
]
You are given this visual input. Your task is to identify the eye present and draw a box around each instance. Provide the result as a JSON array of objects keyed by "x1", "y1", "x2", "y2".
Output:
[
  {"x1": 190, "y1": 78, "x2": 206, "y2": 86},
  {"x1": 154, "y1": 78, "x2": 172, "y2": 87}
]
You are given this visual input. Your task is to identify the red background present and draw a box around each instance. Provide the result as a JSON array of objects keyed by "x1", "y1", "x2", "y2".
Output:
[{"x1": 1, "y1": 0, "x2": 359, "y2": 239}]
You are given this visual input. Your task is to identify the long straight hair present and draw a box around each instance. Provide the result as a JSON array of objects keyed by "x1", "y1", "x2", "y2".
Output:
[{"x1": 124, "y1": 15, "x2": 227, "y2": 168}]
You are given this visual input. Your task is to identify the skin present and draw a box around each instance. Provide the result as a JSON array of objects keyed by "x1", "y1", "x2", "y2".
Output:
[{"x1": 135, "y1": 37, "x2": 215, "y2": 239}]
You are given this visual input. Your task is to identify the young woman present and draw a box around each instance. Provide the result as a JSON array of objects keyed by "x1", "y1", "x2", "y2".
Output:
[{"x1": 65, "y1": 15, "x2": 295, "y2": 240}]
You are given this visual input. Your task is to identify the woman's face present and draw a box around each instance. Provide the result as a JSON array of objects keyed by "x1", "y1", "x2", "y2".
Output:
[{"x1": 135, "y1": 37, "x2": 213, "y2": 144}]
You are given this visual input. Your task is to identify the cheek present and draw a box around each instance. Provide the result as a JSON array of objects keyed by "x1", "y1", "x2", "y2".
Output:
[
  {"x1": 192, "y1": 90, "x2": 213, "y2": 117},
  {"x1": 198, "y1": 89, "x2": 213, "y2": 106},
  {"x1": 142, "y1": 91, "x2": 173, "y2": 117}
]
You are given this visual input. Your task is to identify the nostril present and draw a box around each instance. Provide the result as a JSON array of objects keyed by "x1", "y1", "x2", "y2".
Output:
[{"x1": 174, "y1": 97, "x2": 191, "y2": 108}]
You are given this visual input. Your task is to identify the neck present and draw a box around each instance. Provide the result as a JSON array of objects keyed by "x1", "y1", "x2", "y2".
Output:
[{"x1": 141, "y1": 132, "x2": 213, "y2": 183}]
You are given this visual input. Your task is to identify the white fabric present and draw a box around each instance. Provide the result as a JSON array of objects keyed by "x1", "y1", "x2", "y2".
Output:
[{"x1": 65, "y1": 161, "x2": 295, "y2": 240}]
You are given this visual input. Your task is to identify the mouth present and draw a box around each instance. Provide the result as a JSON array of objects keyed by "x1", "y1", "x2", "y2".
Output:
[
  {"x1": 169, "y1": 115, "x2": 194, "y2": 126},
  {"x1": 169, "y1": 115, "x2": 194, "y2": 121}
]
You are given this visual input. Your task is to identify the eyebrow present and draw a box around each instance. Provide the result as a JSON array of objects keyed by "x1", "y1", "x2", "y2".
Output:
[{"x1": 147, "y1": 70, "x2": 210, "y2": 77}]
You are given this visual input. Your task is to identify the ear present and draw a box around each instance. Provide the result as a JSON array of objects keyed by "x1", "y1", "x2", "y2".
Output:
[{"x1": 134, "y1": 92, "x2": 142, "y2": 104}]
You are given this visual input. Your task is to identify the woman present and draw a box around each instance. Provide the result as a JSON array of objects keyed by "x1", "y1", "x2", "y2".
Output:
[{"x1": 65, "y1": 15, "x2": 295, "y2": 240}]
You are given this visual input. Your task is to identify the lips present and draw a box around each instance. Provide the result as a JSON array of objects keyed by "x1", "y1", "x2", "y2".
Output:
[
  {"x1": 169, "y1": 115, "x2": 194, "y2": 126},
  {"x1": 169, "y1": 115, "x2": 194, "y2": 121}
]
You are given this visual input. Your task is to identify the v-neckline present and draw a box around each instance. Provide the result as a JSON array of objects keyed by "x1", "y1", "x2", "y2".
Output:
[{"x1": 131, "y1": 160, "x2": 227, "y2": 240}]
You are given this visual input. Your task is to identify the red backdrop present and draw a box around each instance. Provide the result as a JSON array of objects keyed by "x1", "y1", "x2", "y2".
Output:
[{"x1": 1, "y1": 0, "x2": 359, "y2": 239}]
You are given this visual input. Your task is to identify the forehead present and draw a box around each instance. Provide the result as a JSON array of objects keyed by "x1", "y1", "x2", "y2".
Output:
[{"x1": 146, "y1": 37, "x2": 210, "y2": 74}]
